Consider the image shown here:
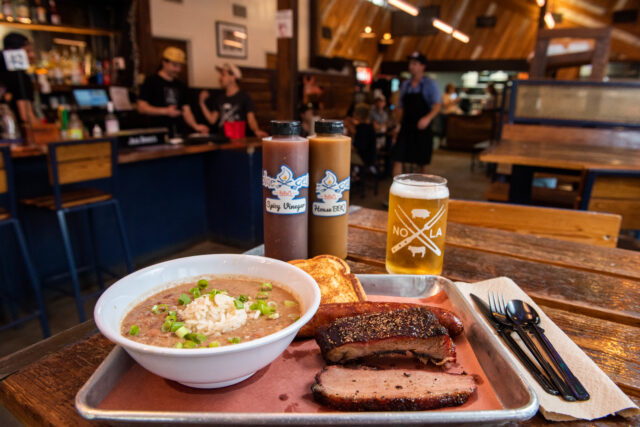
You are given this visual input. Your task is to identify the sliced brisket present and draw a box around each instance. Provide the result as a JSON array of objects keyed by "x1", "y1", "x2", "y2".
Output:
[
  {"x1": 312, "y1": 365, "x2": 477, "y2": 411},
  {"x1": 314, "y1": 307, "x2": 455, "y2": 365}
]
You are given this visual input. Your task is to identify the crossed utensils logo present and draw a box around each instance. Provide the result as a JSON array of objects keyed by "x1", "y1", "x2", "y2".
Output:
[{"x1": 391, "y1": 205, "x2": 446, "y2": 257}]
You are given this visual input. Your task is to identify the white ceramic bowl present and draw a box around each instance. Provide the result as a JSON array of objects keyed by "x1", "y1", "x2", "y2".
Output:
[{"x1": 94, "y1": 254, "x2": 321, "y2": 389}]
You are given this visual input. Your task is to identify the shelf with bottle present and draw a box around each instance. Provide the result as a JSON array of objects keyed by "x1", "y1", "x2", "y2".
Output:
[
  {"x1": 0, "y1": 0, "x2": 114, "y2": 36},
  {"x1": 33, "y1": 44, "x2": 116, "y2": 96}
]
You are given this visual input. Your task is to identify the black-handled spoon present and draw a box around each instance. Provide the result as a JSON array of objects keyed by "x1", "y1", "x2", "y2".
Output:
[
  {"x1": 509, "y1": 299, "x2": 590, "y2": 401},
  {"x1": 506, "y1": 301, "x2": 576, "y2": 401}
]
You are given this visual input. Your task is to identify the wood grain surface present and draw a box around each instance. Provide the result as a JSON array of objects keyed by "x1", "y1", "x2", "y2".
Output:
[
  {"x1": 479, "y1": 139, "x2": 640, "y2": 171},
  {"x1": 0, "y1": 207, "x2": 638, "y2": 426}
]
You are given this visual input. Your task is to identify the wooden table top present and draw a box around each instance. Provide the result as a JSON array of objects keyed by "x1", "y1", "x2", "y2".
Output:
[
  {"x1": 0, "y1": 207, "x2": 638, "y2": 426},
  {"x1": 479, "y1": 138, "x2": 640, "y2": 171},
  {"x1": 8, "y1": 138, "x2": 261, "y2": 164}
]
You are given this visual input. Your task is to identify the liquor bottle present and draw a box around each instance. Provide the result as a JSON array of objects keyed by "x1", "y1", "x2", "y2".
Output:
[
  {"x1": 48, "y1": 0, "x2": 59, "y2": 24},
  {"x1": 35, "y1": 0, "x2": 46, "y2": 23},
  {"x1": 16, "y1": 0, "x2": 29, "y2": 23},
  {"x1": 2, "y1": 0, "x2": 14, "y2": 21},
  {"x1": 68, "y1": 112, "x2": 83, "y2": 139},
  {"x1": 104, "y1": 102, "x2": 119, "y2": 135}
]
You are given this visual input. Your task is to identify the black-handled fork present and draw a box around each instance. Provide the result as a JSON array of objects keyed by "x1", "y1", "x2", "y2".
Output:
[{"x1": 489, "y1": 292, "x2": 576, "y2": 401}]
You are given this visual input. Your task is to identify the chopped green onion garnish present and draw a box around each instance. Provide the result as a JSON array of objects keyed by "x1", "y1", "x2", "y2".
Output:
[
  {"x1": 165, "y1": 314, "x2": 177, "y2": 322},
  {"x1": 228, "y1": 336, "x2": 241, "y2": 344},
  {"x1": 174, "y1": 342, "x2": 183, "y2": 349},
  {"x1": 237, "y1": 294, "x2": 249, "y2": 303},
  {"x1": 267, "y1": 313, "x2": 280, "y2": 320},
  {"x1": 250, "y1": 300, "x2": 275, "y2": 316},
  {"x1": 189, "y1": 287, "x2": 201, "y2": 298},
  {"x1": 161, "y1": 321, "x2": 172, "y2": 332},
  {"x1": 197, "y1": 279, "x2": 209, "y2": 289},
  {"x1": 260, "y1": 282, "x2": 273, "y2": 291},
  {"x1": 284, "y1": 300, "x2": 297, "y2": 307},
  {"x1": 233, "y1": 299, "x2": 244, "y2": 309},
  {"x1": 183, "y1": 340, "x2": 198, "y2": 348},
  {"x1": 170, "y1": 321, "x2": 184, "y2": 333},
  {"x1": 129, "y1": 325, "x2": 140, "y2": 336},
  {"x1": 151, "y1": 303, "x2": 169, "y2": 314},
  {"x1": 168, "y1": 310, "x2": 177, "y2": 317},
  {"x1": 178, "y1": 293, "x2": 191, "y2": 305},
  {"x1": 209, "y1": 341, "x2": 220, "y2": 348},
  {"x1": 185, "y1": 333, "x2": 207, "y2": 344},
  {"x1": 209, "y1": 289, "x2": 222, "y2": 298},
  {"x1": 174, "y1": 326, "x2": 190, "y2": 338},
  {"x1": 256, "y1": 292, "x2": 269, "y2": 300}
]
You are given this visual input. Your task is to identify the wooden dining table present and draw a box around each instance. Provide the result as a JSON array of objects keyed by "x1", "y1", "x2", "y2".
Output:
[
  {"x1": 0, "y1": 207, "x2": 638, "y2": 425},
  {"x1": 479, "y1": 137, "x2": 640, "y2": 204}
]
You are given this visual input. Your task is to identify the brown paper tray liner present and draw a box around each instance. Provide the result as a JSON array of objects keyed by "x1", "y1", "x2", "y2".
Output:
[{"x1": 99, "y1": 293, "x2": 502, "y2": 413}]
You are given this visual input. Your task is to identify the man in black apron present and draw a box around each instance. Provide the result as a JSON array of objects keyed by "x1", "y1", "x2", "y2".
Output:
[{"x1": 392, "y1": 52, "x2": 441, "y2": 176}]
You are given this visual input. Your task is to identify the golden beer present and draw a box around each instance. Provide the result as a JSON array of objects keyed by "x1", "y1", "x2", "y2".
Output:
[{"x1": 385, "y1": 174, "x2": 449, "y2": 275}]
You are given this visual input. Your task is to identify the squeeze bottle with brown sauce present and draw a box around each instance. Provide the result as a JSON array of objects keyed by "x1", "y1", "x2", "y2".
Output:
[
  {"x1": 308, "y1": 120, "x2": 351, "y2": 258},
  {"x1": 262, "y1": 120, "x2": 309, "y2": 261}
]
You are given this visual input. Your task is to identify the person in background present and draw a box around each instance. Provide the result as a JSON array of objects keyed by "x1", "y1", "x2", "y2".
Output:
[
  {"x1": 442, "y1": 83, "x2": 462, "y2": 115},
  {"x1": 370, "y1": 94, "x2": 390, "y2": 138},
  {"x1": 392, "y1": 51, "x2": 441, "y2": 175},
  {"x1": 0, "y1": 33, "x2": 39, "y2": 125},
  {"x1": 352, "y1": 103, "x2": 377, "y2": 175},
  {"x1": 137, "y1": 47, "x2": 208, "y2": 136},
  {"x1": 298, "y1": 103, "x2": 315, "y2": 137},
  {"x1": 484, "y1": 83, "x2": 498, "y2": 110},
  {"x1": 199, "y1": 63, "x2": 267, "y2": 138},
  {"x1": 369, "y1": 94, "x2": 394, "y2": 177}
]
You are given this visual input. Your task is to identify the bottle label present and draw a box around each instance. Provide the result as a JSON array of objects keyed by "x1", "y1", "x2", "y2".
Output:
[
  {"x1": 312, "y1": 170, "x2": 349, "y2": 217},
  {"x1": 262, "y1": 165, "x2": 308, "y2": 215}
]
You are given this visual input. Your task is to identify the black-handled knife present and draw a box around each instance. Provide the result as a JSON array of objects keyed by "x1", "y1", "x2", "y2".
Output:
[{"x1": 470, "y1": 293, "x2": 558, "y2": 395}]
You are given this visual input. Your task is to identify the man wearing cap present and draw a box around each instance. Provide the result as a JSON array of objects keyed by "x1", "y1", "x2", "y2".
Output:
[
  {"x1": 137, "y1": 47, "x2": 209, "y2": 135},
  {"x1": 199, "y1": 63, "x2": 267, "y2": 138},
  {"x1": 392, "y1": 51, "x2": 441, "y2": 175}
]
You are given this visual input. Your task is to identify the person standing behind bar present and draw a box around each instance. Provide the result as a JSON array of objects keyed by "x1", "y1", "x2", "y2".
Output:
[
  {"x1": 0, "y1": 33, "x2": 38, "y2": 125},
  {"x1": 199, "y1": 63, "x2": 267, "y2": 138},
  {"x1": 392, "y1": 52, "x2": 441, "y2": 175},
  {"x1": 137, "y1": 47, "x2": 208, "y2": 136}
]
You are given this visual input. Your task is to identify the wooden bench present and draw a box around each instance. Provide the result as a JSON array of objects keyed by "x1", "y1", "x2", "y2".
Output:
[
  {"x1": 448, "y1": 199, "x2": 622, "y2": 247},
  {"x1": 580, "y1": 170, "x2": 640, "y2": 230}
]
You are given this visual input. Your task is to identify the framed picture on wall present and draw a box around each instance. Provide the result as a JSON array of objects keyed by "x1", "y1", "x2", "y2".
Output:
[{"x1": 216, "y1": 21, "x2": 248, "y2": 59}]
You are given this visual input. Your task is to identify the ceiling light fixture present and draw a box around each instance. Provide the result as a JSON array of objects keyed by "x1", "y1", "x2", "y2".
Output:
[
  {"x1": 388, "y1": 0, "x2": 419, "y2": 17},
  {"x1": 360, "y1": 26, "x2": 376, "y2": 38},
  {"x1": 432, "y1": 18, "x2": 453, "y2": 34},
  {"x1": 380, "y1": 32, "x2": 394, "y2": 44},
  {"x1": 452, "y1": 30, "x2": 470, "y2": 43},
  {"x1": 544, "y1": 12, "x2": 556, "y2": 28},
  {"x1": 536, "y1": 0, "x2": 545, "y2": 7}
]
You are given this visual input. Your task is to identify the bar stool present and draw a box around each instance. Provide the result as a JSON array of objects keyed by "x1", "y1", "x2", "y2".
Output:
[
  {"x1": 0, "y1": 145, "x2": 50, "y2": 337},
  {"x1": 21, "y1": 138, "x2": 133, "y2": 322}
]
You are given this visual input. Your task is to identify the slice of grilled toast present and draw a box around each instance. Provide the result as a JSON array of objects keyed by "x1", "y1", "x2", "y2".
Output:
[{"x1": 289, "y1": 255, "x2": 367, "y2": 304}]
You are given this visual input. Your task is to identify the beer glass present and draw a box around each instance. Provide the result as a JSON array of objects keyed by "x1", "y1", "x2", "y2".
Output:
[{"x1": 385, "y1": 174, "x2": 449, "y2": 275}]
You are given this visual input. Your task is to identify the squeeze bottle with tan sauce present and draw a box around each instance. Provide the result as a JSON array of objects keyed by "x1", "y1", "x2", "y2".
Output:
[
  {"x1": 262, "y1": 120, "x2": 309, "y2": 261},
  {"x1": 308, "y1": 120, "x2": 351, "y2": 258}
]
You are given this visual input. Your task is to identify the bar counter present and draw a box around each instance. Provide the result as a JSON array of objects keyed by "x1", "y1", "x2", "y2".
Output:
[{"x1": 5, "y1": 138, "x2": 263, "y2": 293}]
